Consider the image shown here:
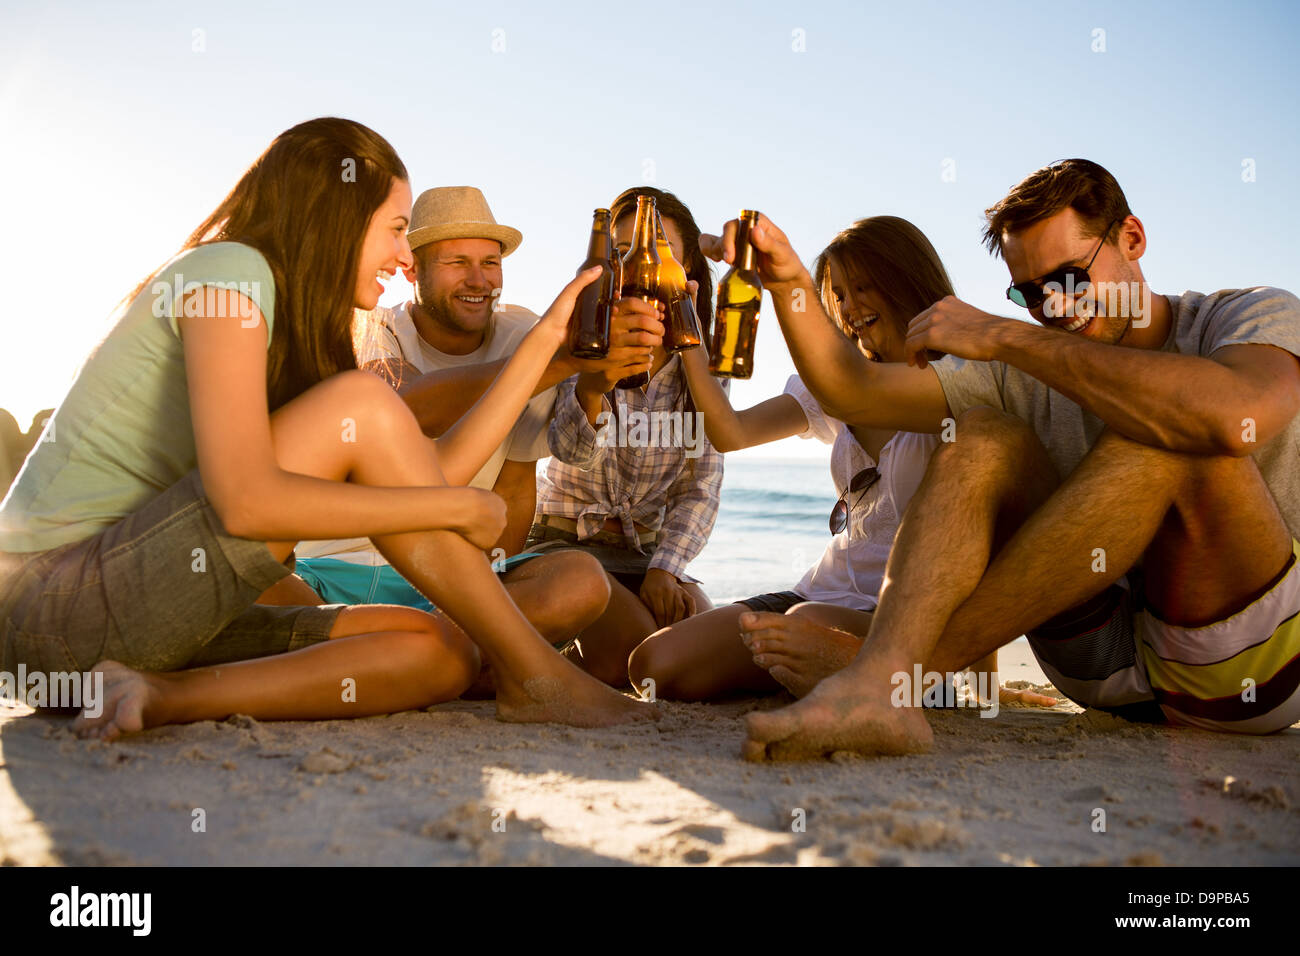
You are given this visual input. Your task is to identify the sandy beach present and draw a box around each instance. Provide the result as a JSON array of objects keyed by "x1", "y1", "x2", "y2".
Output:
[{"x1": 1, "y1": 641, "x2": 1296, "y2": 867}]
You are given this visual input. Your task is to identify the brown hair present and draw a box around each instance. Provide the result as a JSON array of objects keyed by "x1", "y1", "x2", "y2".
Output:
[
  {"x1": 609, "y1": 186, "x2": 715, "y2": 346},
  {"x1": 982, "y1": 158, "x2": 1132, "y2": 259},
  {"x1": 132, "y1": 117, "x2": 408, "y2": 410},
  {"x1": 812, "y1": 216, "x2": 955, "y2": 348}
]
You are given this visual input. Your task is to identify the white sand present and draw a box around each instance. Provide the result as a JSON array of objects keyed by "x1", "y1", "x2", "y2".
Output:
[{"x1": 2, "y1": 641, "x2": 1297, "y2": 866}]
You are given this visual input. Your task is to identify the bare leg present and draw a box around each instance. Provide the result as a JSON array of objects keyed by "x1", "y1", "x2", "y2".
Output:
[
  {"x1": 741, "y1": 603, "x2": 871, "y2": 698},
  {"x1": 628, "y1": 603, "x2": 781, "y2": 700},
  {"x1": 498, "y1": 551, "x2": 611, "y2": 643},
  {"x1": 73, "y1": 604, "x2": 479, "y2": 740},
  {"x1": 460, "y1": 551, "x2": 614, "y2": 698},
  {"x1": 575, "y1": 577, "x2": 716, "y2": 688},
  {"x1": 566, "y1": 577, "x2": 659, "y2": 687},
  {"x1": 256, "y1": 372, "x2": 651, "y2": 726},
  {"x1": 256, "y1": 572, "x2": 325, "y2": 606},
  {"x1": 746, "y1": 408, "x2": 1294, "y2": 759}
]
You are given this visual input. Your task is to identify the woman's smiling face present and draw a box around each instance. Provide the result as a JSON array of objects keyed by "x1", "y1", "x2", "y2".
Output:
[{"x1": 826, "y1": 253, "x2": 904, "y2": 363}]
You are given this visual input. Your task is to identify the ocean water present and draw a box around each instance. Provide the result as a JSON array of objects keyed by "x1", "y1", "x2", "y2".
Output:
[{"x1": 682, "y1": 456, "x2": 837, "y2": 605}]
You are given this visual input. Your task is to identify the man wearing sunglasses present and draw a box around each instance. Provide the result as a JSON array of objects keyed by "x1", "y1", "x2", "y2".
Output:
[{"x1": 703, "y1": 158, "x2": 1300, "y2": 760}]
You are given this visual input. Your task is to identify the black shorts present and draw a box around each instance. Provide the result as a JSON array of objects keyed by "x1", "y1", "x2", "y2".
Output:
[{"x1": 734, "y1": 590, "x2": 807, "y2": 614}]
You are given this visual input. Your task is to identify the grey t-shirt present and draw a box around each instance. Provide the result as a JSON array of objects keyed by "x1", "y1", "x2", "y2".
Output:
[{"x1": 930, "y1": 288, "x2": 1300, "y2": 539}]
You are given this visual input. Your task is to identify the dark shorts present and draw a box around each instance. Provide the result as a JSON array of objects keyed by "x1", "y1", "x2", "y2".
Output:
[
  {"x1": 525, "y1": 521, "x2": 661, "y2": 595},
  {"x1": 0, "y1": 470, "x2": 341, "y2": 675},
  {"x1": 735, "y1": 590, "x2": 807, "y2": 614}
]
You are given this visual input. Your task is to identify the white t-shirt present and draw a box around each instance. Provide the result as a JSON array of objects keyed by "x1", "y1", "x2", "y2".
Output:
[
  {"x1": 783, "y1": 375, "x2": 939, "y2": 611},
  {"x1": 295, "y1": 302, "x2": 555, "y2": 563}
]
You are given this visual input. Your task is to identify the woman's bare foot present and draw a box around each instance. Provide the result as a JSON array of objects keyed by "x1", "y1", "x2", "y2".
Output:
[
  {"x1": 739, "y1": 612, "x2": 863, "y2": 698},
  {"x1": 492, "y1": 653, "x2": 659, "y2": 727},
  {"x1": 70, "y1": 661, "x2": 168, "y2": 742},
  {"x1": 742, "y1": 651, "x2": 933, "y2": 761}
]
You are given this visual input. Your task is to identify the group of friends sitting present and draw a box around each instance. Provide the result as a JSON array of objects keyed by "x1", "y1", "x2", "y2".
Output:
[{"x1": 0, "y1": 117, "x2": 1296, "y2": 760}]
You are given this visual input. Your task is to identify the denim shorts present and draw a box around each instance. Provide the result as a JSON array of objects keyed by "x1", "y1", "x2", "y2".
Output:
[{"x1": 0, "y1": 469, "x2": 341, "y2": 674}]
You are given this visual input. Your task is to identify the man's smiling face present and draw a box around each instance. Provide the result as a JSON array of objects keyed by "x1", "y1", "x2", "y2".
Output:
[
  {"x1": 1002, "y1": 208, "x2": 1143, "y2": 346},
  {"x1": 411, "y1": 237, "x2": 504, "y2": 337}
]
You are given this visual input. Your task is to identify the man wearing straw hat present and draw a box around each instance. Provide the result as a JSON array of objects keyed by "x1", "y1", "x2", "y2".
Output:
[{"x1": 263, "y1": 187, "x2": 658, "y2": 665}]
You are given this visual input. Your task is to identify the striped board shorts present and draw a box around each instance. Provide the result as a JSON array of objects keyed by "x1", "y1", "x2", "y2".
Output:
[
  {"x1": 1139, "y1": 539, "x2": 1300, "y2": 734},
  {"x1": 1027, "y1": 540, "x2": 1300, "y2": 734}
]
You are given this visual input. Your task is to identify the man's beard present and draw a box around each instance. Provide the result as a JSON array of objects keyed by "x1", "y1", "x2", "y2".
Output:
[{"x1": 417, "y1": 288, "x2": 492, "y2": 335}]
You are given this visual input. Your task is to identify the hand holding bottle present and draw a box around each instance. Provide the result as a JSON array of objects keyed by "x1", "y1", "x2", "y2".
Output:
[{"x1": 700, "y1": 211, "x2": 808, "y2": 290}]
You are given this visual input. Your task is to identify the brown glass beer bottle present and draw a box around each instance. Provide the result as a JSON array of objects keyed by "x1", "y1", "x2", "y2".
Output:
[
  {"x1": 654, "y1": 209, "x2": 702, "y2": 352},
  {"x1": 616, "y1": 194, "x2": 663, "y2": 389},
  {"x1": 710, "y1": 209, "x2": 763, "y2": 379},
  {"x1": 568, "y1": 208, "x2": 620, "y2": 359}
]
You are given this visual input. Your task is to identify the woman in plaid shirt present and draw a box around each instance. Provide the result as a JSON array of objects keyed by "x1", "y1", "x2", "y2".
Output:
[{"x1": 529, "y1": 188, "x2": 724, "y2": 687}]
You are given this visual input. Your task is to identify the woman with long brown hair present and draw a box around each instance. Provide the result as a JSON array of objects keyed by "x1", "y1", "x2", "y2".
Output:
[
  {"x1": 629, "y1": 216, "x2": 1058, "y2": 705},
  {"x1": 0, "y1": 117, "x2": 651, "y2": 737}
]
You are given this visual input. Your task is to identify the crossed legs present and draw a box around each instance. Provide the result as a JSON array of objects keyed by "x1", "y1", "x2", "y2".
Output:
[
  {"x1": 744, "y1": 406, "x2": 1293, "y2": 759},
  {"x1": 76, "y1": 371, "x2": 652, "y2": 738}
]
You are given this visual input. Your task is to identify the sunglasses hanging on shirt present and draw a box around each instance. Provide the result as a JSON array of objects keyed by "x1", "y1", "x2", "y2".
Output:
[{"x1": 829, "y1": 466, "x2": 881, "y2": 535}]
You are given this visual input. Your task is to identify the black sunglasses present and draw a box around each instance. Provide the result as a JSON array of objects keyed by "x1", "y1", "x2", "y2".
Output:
[
  {"x1": 1005, "y1": 220, "x2": 1118, "y2": 311},
  {"x1": 829, "y1": 466, "x2": 880, "y2": 535}
]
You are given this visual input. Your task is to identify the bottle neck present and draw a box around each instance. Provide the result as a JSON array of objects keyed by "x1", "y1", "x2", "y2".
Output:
[
  {"x1": 586, "y1": 217, "x2": 611, "y2": 260},
  {"x1": 736, "y1": 220, "x2": 756, "y2": 271},
  {"x1": 634, "y1": 200, "x2": 658, "y2": 253}
]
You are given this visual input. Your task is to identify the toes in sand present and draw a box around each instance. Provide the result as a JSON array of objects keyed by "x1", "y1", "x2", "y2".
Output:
[
  {"x1": 495, "y1": 667, "x2": 659, "y2": 728},
  {"x1": 70, "y1": 661, "x2": 156, "y2": 742},
  {"x1": 742, "y1": 667, "x2": 933, "y2": 762}
]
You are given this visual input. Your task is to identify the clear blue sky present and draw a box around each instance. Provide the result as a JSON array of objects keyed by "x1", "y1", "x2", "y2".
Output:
[{"x1": 2, "y1": 0, "x2": 1298, "y2": 455}]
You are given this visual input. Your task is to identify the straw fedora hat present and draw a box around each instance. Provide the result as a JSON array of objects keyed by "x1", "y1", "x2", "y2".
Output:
[{"x1": 406, "y1": 186, "x2": 523, "y2": 256}]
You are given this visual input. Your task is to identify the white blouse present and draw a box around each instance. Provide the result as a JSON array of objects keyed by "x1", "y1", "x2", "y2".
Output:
[{"x1": 783, "y1": 375, "x2": 939, "y2": 611}]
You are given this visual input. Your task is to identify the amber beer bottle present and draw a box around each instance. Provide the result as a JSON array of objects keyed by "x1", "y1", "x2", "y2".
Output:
[
  {"x1": 568, "y1": 208, "x2": 620, "y2": 359},
  {"x1": 654, "y1": 210, "x2": 701, "y2": 352},
  {"x1": 710, "y1": 209, "x2": 763, "y2": 379},
  {"x1": 616, "y1": 194, "x2": 664, "y2": 389}
]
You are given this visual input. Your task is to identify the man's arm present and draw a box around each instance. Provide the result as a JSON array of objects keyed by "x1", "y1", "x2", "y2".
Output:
[
  {"x1": 366, "y1": 355, "x2": 573, "y2": 438},
  {"x1": 490, "y1": 458, "x2": 538, "y2": 557},
  {"x1": 365, "y1": 300, "x2": 664, "y2": 438},
  {"x1": 907, "y1": 297, "x2": 1300, "y2": 454},
  {"x1": 700, "y1": 213, "x2": 951, "y2": 434}
]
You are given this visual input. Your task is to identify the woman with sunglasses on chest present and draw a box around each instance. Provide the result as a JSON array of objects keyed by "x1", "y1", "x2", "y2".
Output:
[{"x1": 630, "y1": 217, "x2": 1058, "y2": 706}]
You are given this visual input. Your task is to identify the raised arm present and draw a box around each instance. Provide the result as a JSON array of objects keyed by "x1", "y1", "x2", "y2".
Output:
[
  {"x1": 429, "y1": 269, "x2": 605, "y2": 485},
  {"x1": 700, "y1": 214, "x2": 951, "y2": 434},
  {"x1": 182, "y1": 289, "x2": 500, "y2": 545},
  {"x1": 678, "y1": 345, "x2": 807, "y2": 451}
]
